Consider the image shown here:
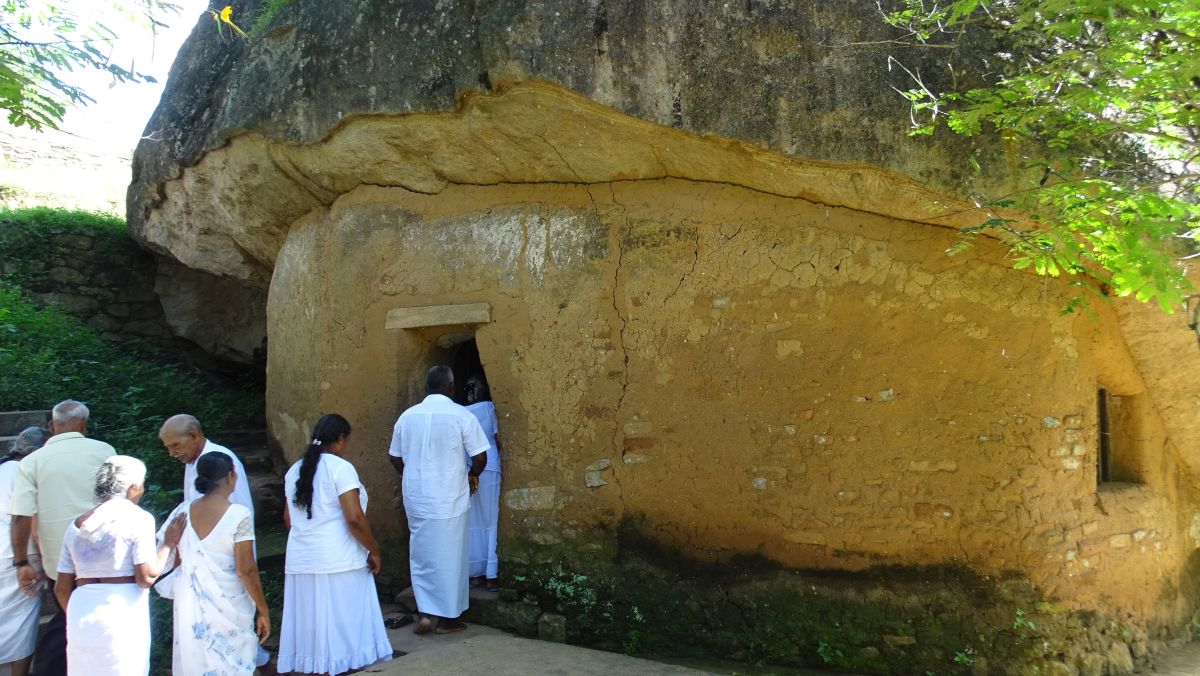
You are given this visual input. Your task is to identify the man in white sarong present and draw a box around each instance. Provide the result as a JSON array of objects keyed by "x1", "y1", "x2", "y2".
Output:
[
  {"x1": 159, "y1": 413, "x2": 270, "y2": 668},
  {"x1": 389, "y1": 365, "x2": 489, "y2": 634}
]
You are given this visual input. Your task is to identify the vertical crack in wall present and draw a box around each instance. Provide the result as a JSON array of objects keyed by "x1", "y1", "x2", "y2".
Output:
[{"x1": 587, "y1": 183, "x2": 631, "y2": 511}]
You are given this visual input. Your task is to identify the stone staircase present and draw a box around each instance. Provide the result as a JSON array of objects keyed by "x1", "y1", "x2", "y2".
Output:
[
  {"x1": 0, "y1": 409, "x2": 51, "y2": 453},
  {"x1": 216, "y1": 428, "x2": 286, "y2": 529}
]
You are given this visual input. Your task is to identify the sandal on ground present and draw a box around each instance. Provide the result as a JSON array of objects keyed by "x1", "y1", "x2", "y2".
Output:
[
  {"x1": 385, "y1": 614, "x2": 414, "y2": 629},
  {"x1": 435, "y1": 620, "x2": 469, "y2": 634}
]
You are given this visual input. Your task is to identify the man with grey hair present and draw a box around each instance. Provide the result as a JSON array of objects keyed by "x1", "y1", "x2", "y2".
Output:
[
  {"x1": 158, "y1": 414, "x2": 254, "y2": 514},
  {"x1": 9, "y1": 399, "x2": 114, "y2": 676}
]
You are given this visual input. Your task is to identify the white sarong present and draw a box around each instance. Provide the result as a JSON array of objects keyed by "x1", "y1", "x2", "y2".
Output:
[
  {"x1": 66, "y1": 582, "x2": 149, "y2": 676},
  {"x1": 0, "y1": 553, "x2": 42, "y2": 663},
  {"x1": 277, "y1": 568, "x2": 392, "y2": 675},
  {"x1": 467, "y1": 471, "x2": 501, "y2": 579},
  {"x1": 408, "y1": 512, "x2": 469, "y2": 618},
  {"x1": 170, "y1": 517, "x2": 258, "y2": 675}
]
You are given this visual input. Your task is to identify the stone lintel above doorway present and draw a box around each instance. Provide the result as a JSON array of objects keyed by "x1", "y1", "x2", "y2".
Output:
[{"x1": 384, "y1": 302, "x2": 491, "y2": 330}]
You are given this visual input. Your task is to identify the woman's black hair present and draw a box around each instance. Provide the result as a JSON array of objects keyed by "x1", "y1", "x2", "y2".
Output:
[
  {"x1": 293, "y1": 413, "x2": 352, "y2": 519},
  {"x1": 194, "y1": 452, "x2": 235, "y2": 495}
]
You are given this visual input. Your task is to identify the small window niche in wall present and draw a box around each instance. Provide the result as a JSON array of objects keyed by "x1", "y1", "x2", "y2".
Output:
[{"x1": 1097, "y1": 387, "x2": 1148, "y2": 486}]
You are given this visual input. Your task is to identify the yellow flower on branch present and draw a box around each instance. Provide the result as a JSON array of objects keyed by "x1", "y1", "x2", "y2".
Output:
[{"x1": 208, "y1": 5, "x2": 248, "y2": 40}]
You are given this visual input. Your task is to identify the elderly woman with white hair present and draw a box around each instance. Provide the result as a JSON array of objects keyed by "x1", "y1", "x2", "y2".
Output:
[
  {"x1": 0, "y1": 427, "x2": 51, "y2": 676},
  {"x1": 54, "y1": 456, "x2": 185, "y2": 676}
]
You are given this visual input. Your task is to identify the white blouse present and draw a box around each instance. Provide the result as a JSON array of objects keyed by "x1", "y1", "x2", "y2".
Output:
[
  {"x1": 283, "y1": 454, "x2": 368, "y2": 575},
  {"x1": 57, "y1": 498, "x2": 156, "y2": 578}
]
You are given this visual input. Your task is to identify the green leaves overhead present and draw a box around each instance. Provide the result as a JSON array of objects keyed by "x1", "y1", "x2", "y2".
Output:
[
  {"x1": 0, "y1": 0, "x2": 178, "y2": 130},
  {"x1": 885, "y1": 0, "x2": 1200, "y2": 311}
]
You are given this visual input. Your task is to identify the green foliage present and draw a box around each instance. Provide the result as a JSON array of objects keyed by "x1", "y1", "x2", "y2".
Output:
[
  {"x1": 0, "y1": 0, "x2": 179, "y2": 130},
  {"x1": 885, "y1": 0, "x2": 1200, "y2": 312},
  {"x1": 0, "y1": 207, "x2": 264, "y2": 671},
  {"x1": 249, "y1": 0, "x2": 293, "y2": 38},
  {"x1": 0, "y1": 207, "x2": 133, "y2": 288},
  {"x1": 0, "y1": 281, "x2": 261, "y2": 514}
]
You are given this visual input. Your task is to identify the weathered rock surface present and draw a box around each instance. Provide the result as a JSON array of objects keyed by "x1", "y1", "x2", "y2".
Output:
[
  {"x1": 128, "y1": 0, "x2": 1009, "y2": 355},
  {"x1": 155, "y1": 257, "x2": 267, "y2": 364}
]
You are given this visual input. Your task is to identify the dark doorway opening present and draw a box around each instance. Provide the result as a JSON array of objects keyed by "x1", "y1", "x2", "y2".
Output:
[{"x1": 447, "y1": 337, "x2": 490, "y2": 405}]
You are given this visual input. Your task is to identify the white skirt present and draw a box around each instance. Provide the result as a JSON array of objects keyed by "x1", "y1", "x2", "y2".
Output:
[
  {"x1": 66, "y1": 583, "x2": 150, "y2": 676},
  {"x1": 0, "y1": 555, "x2": 42, "y2": 663},
  {"x1": 277, "y1": 567, "x2": 392, "y2": 676},
  {"x1": 467, "y1": 471, "x2": 501, "y2": 579}
]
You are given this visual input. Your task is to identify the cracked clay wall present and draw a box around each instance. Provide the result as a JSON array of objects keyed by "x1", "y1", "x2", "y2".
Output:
[{"x1": 266, "y1": 178, "x2": 1195, "y2": 632}]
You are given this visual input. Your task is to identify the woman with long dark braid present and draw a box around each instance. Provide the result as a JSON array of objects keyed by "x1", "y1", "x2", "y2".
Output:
[{"x1": 277, "y1": 414, "x2": 392, "y2": 676}]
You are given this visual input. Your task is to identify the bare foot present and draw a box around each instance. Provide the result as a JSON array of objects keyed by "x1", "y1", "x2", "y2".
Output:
[{"x1": 413, "y1": 616, "x2": 433, "y2": 635}]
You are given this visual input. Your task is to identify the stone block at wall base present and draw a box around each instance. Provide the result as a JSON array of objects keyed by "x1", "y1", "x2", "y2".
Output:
[
  {"x1": 538, "y1": 613, "x2": 567, "y2": 643},
  {"x1": 462, "y1": 589, "x2": 541, "y2": 637}
]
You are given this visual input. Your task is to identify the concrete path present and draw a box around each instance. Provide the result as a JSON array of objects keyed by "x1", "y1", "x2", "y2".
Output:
[
  {"x1": 1145, "y1": 640, "x2": 1200, "y2": 675},
  {"x1": 369, "y1": 621, "x2": 703, "y2": 675}
]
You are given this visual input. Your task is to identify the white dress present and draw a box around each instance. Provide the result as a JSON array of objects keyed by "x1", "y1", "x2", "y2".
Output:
[
  {"x1": 465, "y1": 401, "x2": 501, "y2": 580},
  {"x1": 0, "y1": 458, "x2": 42, "y2": 664},
  {"x1": 278, "y1": 454, "x2": 392, "y2": 675},
  {"x1": 162, "y1": 500, "x2": 258, "y2": 676},
  {"x1": 57, "y1": 497, "x2": 157, "y2": 676}
]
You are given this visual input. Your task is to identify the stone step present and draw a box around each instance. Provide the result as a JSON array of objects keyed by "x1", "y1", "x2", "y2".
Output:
[
  {"x1": 217, "y1": 429, "x2": 269, "y2": 451},
  {"x1": 0, "y1": 410, "x2": 50, "y2": 437},
  {"x1": 238, "y1": 446, "x2": 278, "y2": 473},
  {"x1": 247, "y1": 470, "x2": 285, "y2": 527}
]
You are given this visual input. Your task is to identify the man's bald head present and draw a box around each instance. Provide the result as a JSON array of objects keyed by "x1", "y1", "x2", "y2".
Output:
[{"x1": 159, "y1": 414, "x2": 207, "y2": 464}]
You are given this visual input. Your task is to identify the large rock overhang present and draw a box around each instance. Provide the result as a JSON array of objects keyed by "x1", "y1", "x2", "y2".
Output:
[
  {"x1": 137, "y1": 79, "x2": 1200, "y2": 480},
  {"x1": 138, "y1": 80, "x2": 987, "y2": 287}
]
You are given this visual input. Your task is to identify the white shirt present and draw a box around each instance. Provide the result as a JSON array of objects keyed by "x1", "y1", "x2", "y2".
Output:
[
  {"x1": 57, "y1": 497, "x2": 156, "y2": 578},
  {"x1": 282, "y1": 454, "x2": 368, "y2": 574},
  {"x1": 465, "y1": 401, "x2": 500, "y2": 473},
  {"x1": 184, "y1": 440, "x2": 255, "y2": 518},
  {"x1": 389, "y1": 394, "x2": 490, "y2": 520}
]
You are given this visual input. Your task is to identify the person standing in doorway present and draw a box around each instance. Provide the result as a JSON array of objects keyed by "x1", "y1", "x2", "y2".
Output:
[
  {"x1": 8, "y1": 400, "x2": 114, "y2": 676},
  {"x1": 463, "y1": 377, "x2": 502, "y2": 591},
  {"x1": 389, "y1": 365, "x2": 490, "y2": 634}
]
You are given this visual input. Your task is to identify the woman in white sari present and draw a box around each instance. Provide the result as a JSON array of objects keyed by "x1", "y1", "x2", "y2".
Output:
[
  {"x1": 55, "y1": 456, "x2": 185, "y2": 676},
  {"x1": 160, "y1": 451, "x2": 270, "y2": 675}
]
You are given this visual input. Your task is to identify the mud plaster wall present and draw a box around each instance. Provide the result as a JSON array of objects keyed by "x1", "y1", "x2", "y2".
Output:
[{"x1": 266, "y1": 178, "x2": 1194, "y2": 630}]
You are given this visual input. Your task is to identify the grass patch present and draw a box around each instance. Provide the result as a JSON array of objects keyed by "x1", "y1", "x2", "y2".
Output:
[
  {"x1": 250, "y1": 0, "x2": 294, "y2": 38},
  {"x1": 0, "y1": 206, "x2": 124, "y2": 233}
]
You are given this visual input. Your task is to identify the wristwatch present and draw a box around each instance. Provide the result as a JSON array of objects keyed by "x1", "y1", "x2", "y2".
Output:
[{"x1": 12, "y1": 559, "x2": 29, "y2": 568}]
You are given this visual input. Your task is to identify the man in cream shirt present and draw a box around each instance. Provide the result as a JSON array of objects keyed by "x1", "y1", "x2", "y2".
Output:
[{"x1": 9, "y1": 399, "x2": 114, "y2": 676}]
